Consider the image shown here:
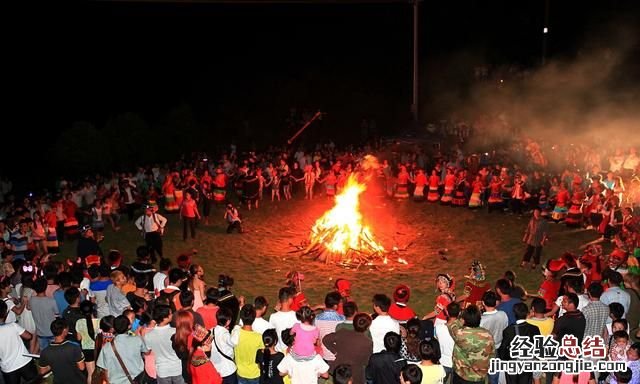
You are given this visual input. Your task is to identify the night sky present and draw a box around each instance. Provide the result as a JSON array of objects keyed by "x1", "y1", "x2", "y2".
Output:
[{"x1": 6, "y1": 0, "x2": 639, "y2": 187}]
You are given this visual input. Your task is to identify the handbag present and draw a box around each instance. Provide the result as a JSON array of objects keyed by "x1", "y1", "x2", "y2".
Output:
[
  {"x1": 92, "y1": 366, "x2": 109, "y2": 384},
  {"x1": 111, "y1": 339, "x2": 152, "y2": 384}
]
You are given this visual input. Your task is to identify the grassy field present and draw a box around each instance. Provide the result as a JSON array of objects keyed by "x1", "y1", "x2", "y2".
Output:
[{"x1": 59, "y1": 194, "x2": 605, "y2": 316}]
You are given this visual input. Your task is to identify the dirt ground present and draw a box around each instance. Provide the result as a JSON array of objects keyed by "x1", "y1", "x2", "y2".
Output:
[{"x1": 60, "y1": 193, "x2": 603, "y2": 316}]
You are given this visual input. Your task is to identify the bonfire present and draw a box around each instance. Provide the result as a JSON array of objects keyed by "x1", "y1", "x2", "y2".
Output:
[{"x1": 299, "y1": 172, "x2": 409, "y2": 267}]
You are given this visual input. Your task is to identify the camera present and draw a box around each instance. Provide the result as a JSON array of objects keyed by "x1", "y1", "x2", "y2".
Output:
[{"x1": 218, "y1": 274, "x2": 234, "y2": 288}]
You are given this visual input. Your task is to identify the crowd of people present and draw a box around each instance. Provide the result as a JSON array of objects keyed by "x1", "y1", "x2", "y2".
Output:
[{"x1": 0, "y1": 130, "x2": 639, "y2": 384}]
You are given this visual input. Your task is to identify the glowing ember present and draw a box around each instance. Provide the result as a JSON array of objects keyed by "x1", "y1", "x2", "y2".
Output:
[{"x1": 310, "y1": 175, "x2": 385, "y2": 258}]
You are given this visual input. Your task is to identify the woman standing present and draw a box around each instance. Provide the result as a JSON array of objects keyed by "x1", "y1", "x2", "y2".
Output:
[
  {"x1": 18, "y1": 273, "x2": 38, "y2": 353},
  {"x1": 162, "y1": 175, "x2": 179, "y2": 213},
  {"x1": 422, "y1": 274, "x2": 456, "y2": 327},
  {"x1": 173, "y1": 311, "x2": 222, "y2": 384},
  {"x1": 76, "y1": 300, "x2": 100, "y2": 383},
  {"x1": 180, "y1": 191, "x2": 201, "y2": 241},
  {"x1": 189, "y1": 264, "x2": 206, "y2": 312}
]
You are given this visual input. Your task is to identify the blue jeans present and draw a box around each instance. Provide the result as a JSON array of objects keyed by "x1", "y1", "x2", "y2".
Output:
[
  {"x1": 488, "y1": 372, "x2": 500, "y2": 384},
  {"x1": 38, "y1": 336, "x2": 53, "y2": 351},
  {"x1": 237, "y1": 378, "x2": 259, "y2": 384}
]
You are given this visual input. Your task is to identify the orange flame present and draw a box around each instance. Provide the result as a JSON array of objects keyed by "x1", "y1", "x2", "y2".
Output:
[{"x1": 311, "y1": 175, "x2": 385, "y2": 255}]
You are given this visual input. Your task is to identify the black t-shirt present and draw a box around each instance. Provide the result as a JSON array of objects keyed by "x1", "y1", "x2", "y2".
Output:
[
  {"x1": 76, "y1": 237, "x2": 101, "y2": 258},
  {"x1": 63, "y1": 307, "x2": 85, "y2": 340},
  {"x1": 255, "y1": 350, "x2": 285, "y2": 384},
  {"x1": 39, "y1": 341, "x2": 86, "y2": 384}
]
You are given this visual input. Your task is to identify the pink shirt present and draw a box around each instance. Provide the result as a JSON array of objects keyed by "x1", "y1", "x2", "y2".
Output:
[{"x1": 291, "y1": 323, "x2": 319, "y2": 358}]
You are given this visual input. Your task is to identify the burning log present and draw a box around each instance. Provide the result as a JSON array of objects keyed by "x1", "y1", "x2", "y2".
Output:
[{"x1": 293, "y1": 164, "x2": 410, "y2": 268}]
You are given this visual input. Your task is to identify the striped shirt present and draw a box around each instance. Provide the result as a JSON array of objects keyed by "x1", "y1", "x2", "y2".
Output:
[{"x1": 315, "y1": 309, "x2": 345, "y2": 361}]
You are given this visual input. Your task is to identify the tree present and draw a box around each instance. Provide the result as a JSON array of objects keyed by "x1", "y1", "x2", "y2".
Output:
[
  {"x1": 103, "y1": 112, "x2": 154, "y2": 170},
  {"x1": 52, "y1": 121, "x2": 110, "y2": 177}
]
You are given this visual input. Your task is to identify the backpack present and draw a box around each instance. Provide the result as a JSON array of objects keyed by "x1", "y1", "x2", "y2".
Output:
[{"x1": 156, "y1": 289, "x2": 182, "y2": 312}]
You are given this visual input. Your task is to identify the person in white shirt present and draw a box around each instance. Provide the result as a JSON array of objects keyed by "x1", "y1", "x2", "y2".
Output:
[
  {"x1": 269, "y1": 288, "x2": 299, "y2": 352},
  {"x1": 600, "y1": 271, "x2": 631, "y2": 320},
  {"x1": 278, "y1": 354, "x2": 330, "y2": 384},
  {"x1": 0, "y1": 300, "x2": 38, "y2": 384},
  {"x1": 144, "y1": 305, "x2": 185, "y2": 384},
  {"x1": 369, "y1": 294, "x2": 400, "y2": 353},
  {"x1": 479, "y1": 291, "x2": 509, "y2": 349},
  {"x1": 135, "y1": 205, "x2": 167, "y2": 263},
  {"x1": 211, "y1": 307, "x2": 238, "y2": 383},
  {"x1": 479, "y1": 292, "x2": 508, "y2": 384},
  {"x1": 251, "y1": 296, "x2": 274, "y2": 335},
  {"x1": 547, "y1": 278, "x2": 590, "y2": 318},
  {"x1": 153, "y1": 259, "x2": 172, "y2": 296},
  {"x1": 434, "y1": 302, "x2": 459, "y2": 383}
]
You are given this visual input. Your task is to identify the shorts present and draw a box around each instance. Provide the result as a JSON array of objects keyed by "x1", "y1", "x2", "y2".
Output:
[{"x1": 83, "y1": 349, "x2": 95, "y2": 362}]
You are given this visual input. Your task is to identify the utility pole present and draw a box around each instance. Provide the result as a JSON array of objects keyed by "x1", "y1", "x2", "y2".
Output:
[
  {"x1": 411, "y1": 0, "x2": 419, "y2": 122},
  {"x1": 542, "y1": 0, "x2": 549, "y2": 65}
]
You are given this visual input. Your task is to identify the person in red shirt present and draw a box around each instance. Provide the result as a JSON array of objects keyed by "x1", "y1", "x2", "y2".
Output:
[
  {"x1": 285, "y1": 271, "x2": 307, "y2": 311},
  {"x1": 180, "y1": 191, "x2": 201, "y2": 241},
  {"x1": 427, "y1": 170, "x2": 441, "y2": 202},
  {"x1": 535, "y1": 259, "x2": 565, "y2": 311},
  {"x1": 458, "y1": 261, "x2": 490, "y2": 309},
  {"x1": 412, "y1": 169, "x2": 428, "y2": 202},
  {"x1": 388, "y1": 284, "x2": 416, "y2": 322},
  {"x1": 63, "y1": 193, "x2": 80, "y2": 241}
]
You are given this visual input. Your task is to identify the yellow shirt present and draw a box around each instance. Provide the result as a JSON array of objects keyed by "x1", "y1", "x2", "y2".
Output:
[
  {"x1": 234, "y1": 328, "x2": 264, "y2": 379},
  {"x1": 527, "y1": 317, "x2": 554, "y2": 336},
  {"x1": 419, "y1": 364, "x2": 446, "y2": 384}
]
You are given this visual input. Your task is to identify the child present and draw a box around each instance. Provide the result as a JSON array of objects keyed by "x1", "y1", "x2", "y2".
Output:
[
  {"x1": 607, "y1": 319, "x2": 629, "y2": 353},
  {"x1": 303, "y1": 165, "x2": 316, "y2": 200},
  {"x1": 256, "y1": 329, "x2": 285, "y2": 384},
  {"x1": 617, "y1": 343, "x2": 639, "y2": 384},
  {"x1": 609, "y1": 330, "x2": 631, "y2": 362},
  {"x1": 289, "y1": 306, "x2": 319, "y2": 360},
  {"x1": 333, "y1": 364, "x2": 353, "y2": 384},
  {"x1": 256, "y1": 168, "x2": 266, "y2": 202},
  {"x1": 400, "y1": 364, "x2": 423, "y2": 384},
  {"x1": 266, "y1": 173, "x2": 281, "y2": 202},
  {"x1": 319, "y1": 171, "x2": 337, "y2": 199}
]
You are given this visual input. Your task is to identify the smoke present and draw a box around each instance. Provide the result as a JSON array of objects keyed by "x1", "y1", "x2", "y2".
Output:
[{"x1": 426, "y1": 21, "x2": 640, "y2": 151}]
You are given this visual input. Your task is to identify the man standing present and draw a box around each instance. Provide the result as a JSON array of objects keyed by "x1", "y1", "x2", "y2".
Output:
[
  {"x1": 601, "y1": 272, "x2": 631, "y2": 319},
  {"x1": 0, "y1": 300, "x2": 38, "y2": 384},
  {"x1": 448, "y1": 305, "x2": 495, "y2": 384},
  {"x1": 76, "y1": 225, "x2": 102, "y2": 260},
  {"x1": 499, "y1": 303, "x2": 541, "y2": 384},
  {"x1": 582, "y1": 283, "x2": 610, "y2": 339},
  {"x1": 521, "y1": 208, "x2": 548, "y2": 270},
  {"x1": 323, "y1": 313, "x2": 373, "y2": 384},
  {"x1": 135, "y1": 205, "x2": 167, "y2": 263},
  {"x1": 553, "y1": 293, "x2": 586, "y2": 345},
  {"x1": 366, "y1": 332, "x2": 407, "y2": 384},
  {"x1": 38, "y1": 318, "x2": 86, "y2": 384},
  {"x1": 480, "y1": 291, "x2": 509, "y2": 384},
  {"x1": 315, "y1": 292, "x2": 346, "y2": 367},
  {"x1": 369, "y1": 294, "x2": 400, "y2": 354}
]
